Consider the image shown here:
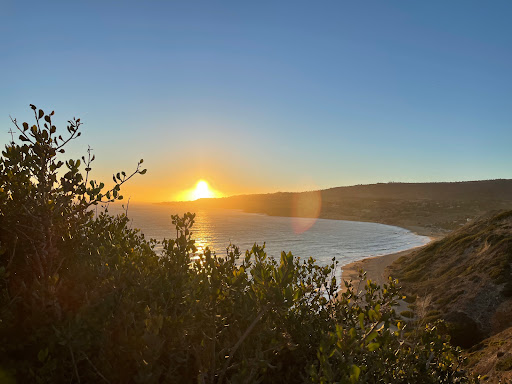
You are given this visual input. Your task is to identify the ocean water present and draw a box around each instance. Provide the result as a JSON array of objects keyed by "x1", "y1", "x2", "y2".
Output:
[{"x1": 105, "y1": 203, "x2": 429, "y2": 268}]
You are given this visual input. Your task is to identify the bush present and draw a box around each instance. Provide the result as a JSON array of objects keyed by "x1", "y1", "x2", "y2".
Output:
[{"x1": 0, "y1": 106, "x2": 476, "y2": 383}]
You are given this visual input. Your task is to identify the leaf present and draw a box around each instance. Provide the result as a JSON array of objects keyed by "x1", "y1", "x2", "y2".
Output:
[
  {"x1": 44, "y1": 115, "x2": 51, "y2": 123},
  {"x1": 19, "y1": 135, "x2": 29, "y2": 142},
  {"x1": 367, "y1": 342, "x2": 380, "y2": 352},
  {"x1": 140, "y1": 169, "x2": 147, "y2": 175},
  {"x1": 366, "y1": 331, "x2": 378, "y2": 343},
  {"x1": 38, "y1": 109, "x2": 44, "y2": 119},
  {"x1": 359, "y1": 313, "x2": 365, "y2": 329},
  {"x1": 30, "y1": 104, "x2": 36, "y2": 110},
  {"x1": 350, "y1": 364, "x2": 361, "y2": 383},
  {"x1": 37, "y1": 348, "x2": 48, "y2": 362},
  {"x1": 22, "y1": 122, "x2": 28, "y2": 131}
]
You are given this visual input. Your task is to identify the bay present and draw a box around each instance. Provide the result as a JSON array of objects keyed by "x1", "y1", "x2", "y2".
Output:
[{"x1": 105, "y1": 203, "x2": 429, "y2": 268}]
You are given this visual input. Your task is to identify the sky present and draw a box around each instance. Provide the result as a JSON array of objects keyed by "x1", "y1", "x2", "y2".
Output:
[{"x1": 1, "y1": 1, "x2": 511, "y2": 202}]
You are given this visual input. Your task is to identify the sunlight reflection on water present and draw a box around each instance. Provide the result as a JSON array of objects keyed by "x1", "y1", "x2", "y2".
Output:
[{"x1": 105, "y1": 203, "x2": 429, "y2": 268}]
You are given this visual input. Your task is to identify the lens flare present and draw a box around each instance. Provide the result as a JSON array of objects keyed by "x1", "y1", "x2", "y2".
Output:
[{"x1": 291, "y1": 191, "x2": 322, "y2": 234}]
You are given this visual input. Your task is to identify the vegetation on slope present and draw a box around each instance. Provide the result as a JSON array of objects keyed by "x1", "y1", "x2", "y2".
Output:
[
  {"x1": 465, "y1": 326, "x2": 512, "y2": 383},
  {"x1": 389, "y1": 210, "x2": 512, "y2": 348},
  {"x1": 0, "y1": 107, "x2": 475, "y2": 383}
]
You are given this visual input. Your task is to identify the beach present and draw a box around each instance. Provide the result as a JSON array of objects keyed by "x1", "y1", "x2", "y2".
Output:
[{"x1": 340, "y1": 225, "x2": 443, "y2": 290}]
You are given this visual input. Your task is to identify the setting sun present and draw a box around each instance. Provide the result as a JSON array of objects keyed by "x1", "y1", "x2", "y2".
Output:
[
  {"x1": 192, "y1": 180, "x2": 215, "y2": 200},
  {"x1": 175, "y1": 180, "x2": 222, "y2": 201}
]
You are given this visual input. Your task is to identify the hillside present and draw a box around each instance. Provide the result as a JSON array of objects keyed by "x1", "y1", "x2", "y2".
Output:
[
  {"x1": 164, "y1": 180, "x2": 512, "y2": 236},
  {"x1": 388, "y1": 210, "x2": 512, "y2": 348},
  {"x1": 466, "y1": 326, "x2": 512, "y2": 383}
]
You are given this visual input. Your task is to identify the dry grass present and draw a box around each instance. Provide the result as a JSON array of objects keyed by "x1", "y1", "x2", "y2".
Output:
[{"x1": 388, "y1": 210, "x2": 512, "y2": 348}]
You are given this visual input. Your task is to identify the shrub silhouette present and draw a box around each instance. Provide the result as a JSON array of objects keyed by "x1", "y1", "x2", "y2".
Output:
[{"x1": 0, "y1": 106, "x2": 476, "y2": 383}]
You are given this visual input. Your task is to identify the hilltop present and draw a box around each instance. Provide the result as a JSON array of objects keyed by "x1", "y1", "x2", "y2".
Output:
[{"x1": 163, "y1": 179, "x2": 512, "y2": 236}]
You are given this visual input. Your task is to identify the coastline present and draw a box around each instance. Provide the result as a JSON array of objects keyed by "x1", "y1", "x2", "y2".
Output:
[
  {"x1": 157, "y1": 202, "x2": 444, "y2": 284},
  {"x1": 340, "y1": 228, "x2": 441, "y2": 291}
]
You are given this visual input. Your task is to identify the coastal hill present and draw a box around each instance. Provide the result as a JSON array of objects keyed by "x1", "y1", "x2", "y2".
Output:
[
  {"x1": 164, "y1": 179, "x2": 512, "y2": 236},
  {"x1": 388, "y1": 210, "x2": 512, "y2": 381},
  {"x1": 389, "y1": 210, "x2": 512, "y2": 346}
]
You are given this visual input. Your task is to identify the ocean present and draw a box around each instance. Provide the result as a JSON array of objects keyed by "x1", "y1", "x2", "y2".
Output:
[{"x1": 105, "y1": 203, "x2": 430, "y2": 269}]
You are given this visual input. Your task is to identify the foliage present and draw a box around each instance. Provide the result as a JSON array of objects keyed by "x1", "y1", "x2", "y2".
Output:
[
  {"x1": 0, "y1": 105, "x2": 145, "y2": 315},
  {"x1": 0, "y1": 107, "x2": 476, "y2": 383}
]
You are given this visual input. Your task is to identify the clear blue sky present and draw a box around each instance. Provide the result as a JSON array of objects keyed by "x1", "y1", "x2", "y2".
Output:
[{"x1": 1, "y1": 1, "x2": 511, "y2": 201}]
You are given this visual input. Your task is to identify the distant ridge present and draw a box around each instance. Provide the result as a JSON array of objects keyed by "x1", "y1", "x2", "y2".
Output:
[
  {"x1": 321, "y1": 179, "x2": 512, "y2": 201},
  {"x1": 165, "y1": 179, "x2": 512, "y2": 203},
  {"x1": 163, "y1": 180, "x2": 512, "y2": 235}
]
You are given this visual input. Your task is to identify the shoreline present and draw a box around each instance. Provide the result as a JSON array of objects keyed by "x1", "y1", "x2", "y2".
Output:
[
  {"x1": 152, "y1": 203, "x2": 444, "y2": 282},
  {"x1": 340, "y1": 229, "x2": 440, "y2": 290}
]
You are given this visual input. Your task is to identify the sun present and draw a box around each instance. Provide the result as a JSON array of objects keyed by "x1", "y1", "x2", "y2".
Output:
[
  {"x1": 191, "y1": 180, "x2": 215, "y2": 200},
  {"x1": 176, "y1": 180, "x2": 222, "y2": 201}
]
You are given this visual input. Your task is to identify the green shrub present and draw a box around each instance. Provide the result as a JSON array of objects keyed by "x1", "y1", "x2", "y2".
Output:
[{"x1": 0, "y1": 106, "x2": 476, "y2": 383}]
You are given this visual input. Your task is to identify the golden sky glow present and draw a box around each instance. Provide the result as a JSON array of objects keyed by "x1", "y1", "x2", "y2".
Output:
[{"x1": 176, "y1": 180, "x2": 223, "y2": 201}]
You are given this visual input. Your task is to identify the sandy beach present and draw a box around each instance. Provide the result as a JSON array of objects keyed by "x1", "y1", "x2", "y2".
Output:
[
  {"x1": 340, "y1": 248, "x2": 415, "y2": 289},
  {"x1": 340, "y1": 226, "x2": 442, "y2": 290}
]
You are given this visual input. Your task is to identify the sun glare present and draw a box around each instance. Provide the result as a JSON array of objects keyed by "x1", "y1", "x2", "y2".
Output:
[{"x1": 191, "y1": 180, "x2": 215, "y2": 200}]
